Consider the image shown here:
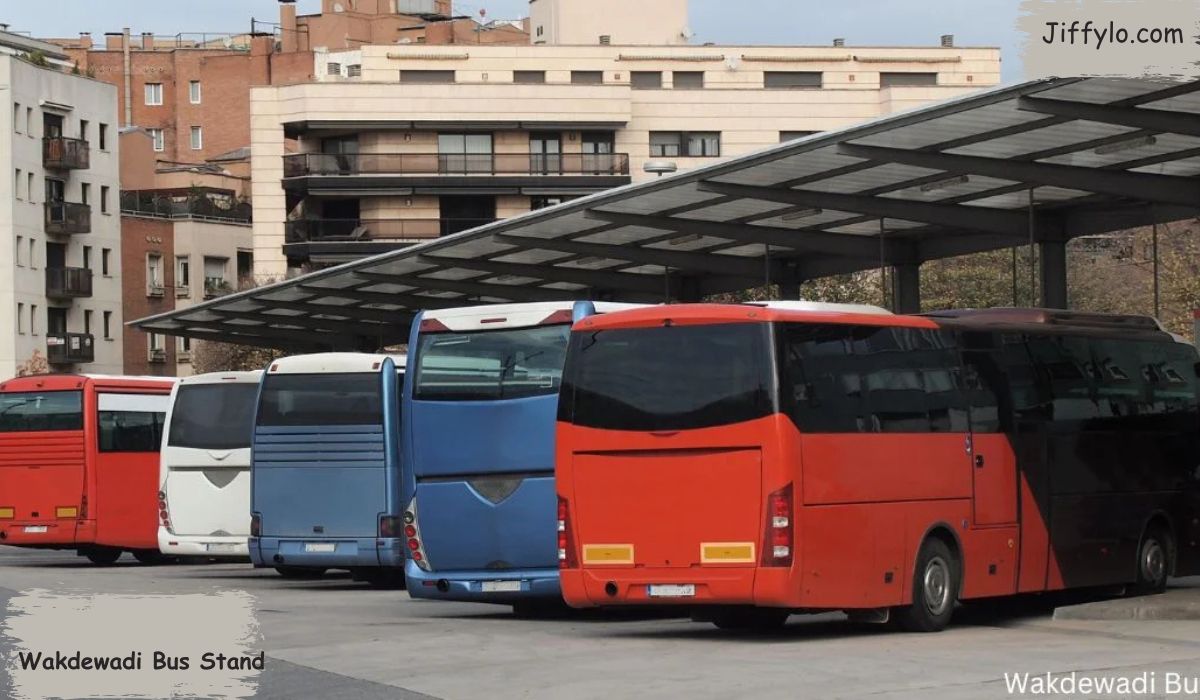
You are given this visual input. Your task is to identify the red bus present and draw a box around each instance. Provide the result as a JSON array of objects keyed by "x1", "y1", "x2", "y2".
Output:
[
  {"x1": 0, "y1": 374, "x2": 175, "y2": 564},
  {"x1": 555, "y1": 304, "x2": 1200, "y2": 631}
]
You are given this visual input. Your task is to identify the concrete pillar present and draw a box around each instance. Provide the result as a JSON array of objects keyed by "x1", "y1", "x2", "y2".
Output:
[
  {"x1": 279, "y1": 1, "x2": 299, "y2": 53},
  {"x1": 779, "y1": 279, "x2": 800, "y2": 301},
  {"x1": 1040, "y1": 239, "x2": 1068, "y2": 309},
  {"x1": 891, "y1": 263, "x2": 921, "y2": 314}
]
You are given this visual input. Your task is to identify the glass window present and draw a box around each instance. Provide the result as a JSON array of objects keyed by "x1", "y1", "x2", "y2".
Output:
[
  {"x1": 190, "y1": 126, "x2": 202, "y2": 150},
  {"x1": 101, "y1": 248, "x2": 111, "y2": 275},
  {"x1": 176, "y1": 255, "x2": 190, "y2": 289},
  {"x1": 144, "y1": 82, "x2": 163, "y2": 105},
  {"x1": 17, "y1": 303, "x2": 24, "y2": 334},
  {"x1": 765, "y1": 71, "x2": 823, "y2": 89},
  {"x1": 673, "y1": 71, "x2": 705, "y2": 89},
  {"x1": 650, "y1": 131, "x2": 719, "y2": 157},
  {"x1": 649, "y1": 132, "x2": 682, "y2": 158},
  {"x1": 15, "y1": 235, "x2": 23, "y2": 266},
  {"x1": 189, "y1": 80, "x2": 202, "y2": 104},
  {"x1": 880, "y1": 72, "x2": 938, "y2": 87},
  {"x1": 101, "y1": 186, "x2": 109, "y2": 214},
  {"x1": 570, "y1": 71, "x2": 604, "y2": 85},
  {"x1": 400, "y1": 70, "x2": 455, "y2": 83},
  {"x1": 438, "y1": 132, "x2": 493, "y2": 174},
  {"x1": 99, "y1": 123, "x2": 108, "y2": 150},
  {"x1": 514, "y1": 70, "x2": 546, "y2": 84},
  {"x1": 0, "y1": 391, "x2": 83, "y2": 432},
  {"x1": 14, "y1": 169, "x2": 21, "y2": 200},
  {"x1": 415, "y1": 325, "x2": 571, "y2": 401},
  {"x1": 84, "y1": 310, "x2": 92, "y2": 336},
  {"x1": 147, "y1": 253, "x2": 162, "y2": 288},
  {"x1": 258, "y1": 373, "x2": 383, "y2": 427},
  {"x1": 103, "y1": 311, "x2": 112, "y2": 339},
  {"x1": 631, "y1": 71, "x2": 663, "y2": 89},
  {"x1": 168, "y1": 384, "x2": 259, "y2": 450},
  {"x1": 560, "y1": 323, "x2": 775, "y2": 431},
  {"x1": 98, "y1": 410, "x2": 165, "y2": 452},
  {"x1": 148, "y1": 128, "x2": 164, "y2": 152},
  {"x1": 686, "y1": 132, "x2": 720, "y2": 157}
]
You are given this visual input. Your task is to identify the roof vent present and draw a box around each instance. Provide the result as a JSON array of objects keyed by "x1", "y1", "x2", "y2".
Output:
[
  {"x1": 832, "y1": 38, "x2": 845, "y2": 47},
  {"x1": 940, "y1": 34, "x2": 954, "y2": 47}
]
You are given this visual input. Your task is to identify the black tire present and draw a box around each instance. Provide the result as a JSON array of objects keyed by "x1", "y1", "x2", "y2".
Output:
[
  {"x1": 82, "y1": 547, "x2": 122, "y2": 566},
  {"x1": 1131, "y1": 525, "x2": 1172, "y2": 596},
  {"x1": 363, "y1": 569, "x2": 407, "y2": 590},
  {"x1": 274, "y1": 566, "x2": 327, "y2": 580},
  {"x1": 132, "y1": 549, "x2": 168, "y2": 565},
  {"x1": 512, "y1": 600, "x2": 571, "y2": 619},
  {"x1": 708, "y1": 608, "x2": 790, "y2": 631},
  {"x1": 895, "y1": 537, "x2": 959, "y2": 633}
]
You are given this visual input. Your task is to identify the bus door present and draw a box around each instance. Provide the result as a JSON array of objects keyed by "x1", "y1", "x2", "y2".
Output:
[
  {"x1": 94, "y1": 392, "x2": 169, "y2": 547},
  {"x1": 959, "y1": 336, "x2": 1019, "y2": 529}
]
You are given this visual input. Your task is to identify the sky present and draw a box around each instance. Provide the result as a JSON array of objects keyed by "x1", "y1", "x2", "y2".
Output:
[{"x1": 4, "y1": 0, "x2": 1026, "y2": 81}]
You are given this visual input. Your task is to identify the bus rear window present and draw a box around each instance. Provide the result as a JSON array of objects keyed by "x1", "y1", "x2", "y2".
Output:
[
  {"x1": 560, "y1": 323, "x2": 776, "y2": 431},
  {"x1": 0, "y1": 391, "x2": 83, "y2": 432},
  {"x1": 168, "y1": 384, "x2": 259, "y2": 450},
  {"x1": 414, "y1": 325, "x2": 570, "y2": 401},
  {"x1": 258, "y1": 374, "x2": 382, "y2": 427}
]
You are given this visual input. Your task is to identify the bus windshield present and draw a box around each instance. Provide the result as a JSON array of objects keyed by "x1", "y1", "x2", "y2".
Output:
[
  {"x1": 257, "y1": 373, "x2": 382, "y2": 426},
  {"x1": 0, "y1": 391, "x2": 83, "y2": 432},
  {"x1": 168, "y1": 384, "x2": 260, "y2": 450},
  {"x1": 560, "y1": 323, "x2": 776, "y2": 431},
  {"x1": 414, "y1": 325, "x2": 570, "y2": 401}
]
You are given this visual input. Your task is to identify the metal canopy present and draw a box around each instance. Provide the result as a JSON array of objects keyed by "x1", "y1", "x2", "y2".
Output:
[{"x1": 133, "y1": 77, "x2": 1200, "y2": 351}]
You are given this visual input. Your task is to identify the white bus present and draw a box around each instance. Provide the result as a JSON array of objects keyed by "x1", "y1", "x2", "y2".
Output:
[{"x1": 157, "y1": 371, "x2": 263, "y2": 558}]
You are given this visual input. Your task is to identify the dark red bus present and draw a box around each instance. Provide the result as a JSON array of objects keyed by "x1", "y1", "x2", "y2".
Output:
[
  {"x1": 556, "y1": 304, "x2": 1200, "y2": 631},
  {"x1": 0, "y1": 374, "x2": 175, "y2": 564}
]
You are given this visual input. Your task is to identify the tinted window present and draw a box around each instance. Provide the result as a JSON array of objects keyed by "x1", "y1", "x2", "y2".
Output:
[
  {"x1": 257, "y1": 374, "x2": 382, "y2": 427},
  {"x1": 414, "y1": 325, "x2": 569, "y2": 401},
  {"x1": 99, "y1": 411, "x2": 165, "y2": 452},
  {"x1": 782, "y1": 324, "x2": 968, "y2": 433},
  {"x1": 560, "y1": 323, "x2": 776, "y2": 431},
  {"x1": 168, "y1": 383, "x2": 259, "y2": 450},
  {"x1": 0, "y1": 391, "x2": 82, "y2": 432}
]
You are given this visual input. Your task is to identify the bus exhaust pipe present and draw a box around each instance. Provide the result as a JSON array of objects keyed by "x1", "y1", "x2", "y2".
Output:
[
  {"x1": 273, "y1": 554, "x2": 284, "y2": 564},
  {"x1": 436, "y1": 579, "x2": 449, "y2": 593},
  {"x1": 604, "y1": 581, "x2": 618, "y2": 597}
]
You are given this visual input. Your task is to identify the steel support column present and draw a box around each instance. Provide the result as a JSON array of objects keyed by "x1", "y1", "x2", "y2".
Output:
[
  {"x1": 891, "y1": 263, "x2": 921, "y2": 314},
  {"x1": 1040, "y1": 238, "x2": 1068, "y2": 309}
]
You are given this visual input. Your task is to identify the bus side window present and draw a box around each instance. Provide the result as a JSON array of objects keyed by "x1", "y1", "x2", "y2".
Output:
[
  {"x1": 98, "y1": 410, "x2": 165, "y2": 453},
  {"x1": 783, "y1": 323, "x2": 867, "y2": 433}
]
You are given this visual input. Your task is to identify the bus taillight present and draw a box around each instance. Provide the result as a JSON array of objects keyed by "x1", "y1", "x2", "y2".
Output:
[
  {"x1": 403, "y1": 499, "x2": 431, "y2": 571},
  {"x1": 557, "y1": 496, "x2": 578, "y2": 569},
  {"x1": 157, "y1": 490, "x2": 172, "y2": 532},
  {"x1": 250, "y1": 513, "x2": 262, "y2": 538},
  {"x1": 762, "y1": 484, "x2": 793, "y2": 567}
]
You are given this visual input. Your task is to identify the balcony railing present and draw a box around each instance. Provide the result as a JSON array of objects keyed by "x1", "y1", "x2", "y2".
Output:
[
  {"x1": 120, "y1": 190, "x2": 252, "y2": 224},
  {"x1": 283, "y1": 152, "x2": 631, "y2": 178},
  {"x1": 285, "y1": 218, "x2": 496, "y2": 244},
  {"x1": 45, "y1": 201, "x2": 91, "y2": 235},
  {"x1": 47, "y1": 332, "x2": 94, "y2": 365},
  {"x1": 204, "y1": 277, "x2": 233, "y2": 299},
  {"x1": 45, "y1": 267, "x2": 94, "y2": 299},
  {"x1": 43, "y1": 137, "x2": 90, "y2": 170}
]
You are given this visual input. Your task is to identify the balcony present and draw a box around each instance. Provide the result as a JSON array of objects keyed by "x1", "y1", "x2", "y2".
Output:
[
  {"x1": 204, "y1": 277, "x2": 233, "y2": 299},
  {"x1": 284, "y1": 218, "x2": 496, "y2": 263},
  {"x1": 43, "y1": 137, "x2": 90, "y2": 170},
  {"x1": 45, "y1": 267, "x2": 94, "y2": 299},
  {"x1": 281, "y1": 152, "x2": 632, "y2": 193},
  {"x1": 47, "y1": 332, "x2": 94, "y2": 365},
  {"x1": 44, "y1": 201, "x2": 91, "y2": 235}
]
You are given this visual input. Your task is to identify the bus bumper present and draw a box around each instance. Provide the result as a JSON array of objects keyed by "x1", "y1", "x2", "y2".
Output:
[
  {"x1": 158, "y1": 529, "x2": 249, "y2": 558},
  {"x1": 405, "y1": 560, "x2": 561, "y2": 602},
  {"x1": 0, "y1": 519, "x2": 94, "y2": 548},
  {"x1": 251, "y1": 536, "x2": 405, "y2": 569},
  {"x1": 560, "y1": 567, "x2": 761, "y2": 608}
]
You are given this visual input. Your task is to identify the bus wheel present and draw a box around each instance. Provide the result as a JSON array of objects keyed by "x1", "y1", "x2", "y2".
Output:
[
  {"x1": 82, "y1": 547, "x2": 122, "y2": 566},
  {"x1": 363, "y1": 570, "x2": 407, "y2": 590},
  {"x1": 274, "y1": 566, "x2": 326, "y2": 579},
  {"x1": 708, "y1": 608, "x2": 790, "y2": 631},
  {"x1": 1131, "y1": 526, "x2": 1172, "y2": 596},
  {"x1": 132, "y1": 549, "x2": 168, "y2": 566},
  {"x1": 896, "y1": 537, "x2": 959, "y2": 633}
]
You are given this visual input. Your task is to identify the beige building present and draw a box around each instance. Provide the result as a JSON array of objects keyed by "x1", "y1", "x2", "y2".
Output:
[
  {"x1": 530, "y1": 0, "x2": 690, "y2": 46},
  {"x1": 0, "y1": 33, "x2": 123, "y2": 378},
  {"x1": 253, "y1": 39, "x2": 1000, "y2": 278}
]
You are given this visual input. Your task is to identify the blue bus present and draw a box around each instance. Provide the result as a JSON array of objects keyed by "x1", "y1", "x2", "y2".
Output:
[
  {"x1": 249, "y1": 353, "x2": 406, "y2": 586},
  {"x1": 401, "y1": 301, "x2": 635, "y2": 610}
]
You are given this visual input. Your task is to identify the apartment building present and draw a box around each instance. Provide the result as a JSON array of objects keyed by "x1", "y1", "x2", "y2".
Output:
[
  {"x1": 0, "y1": 33, "x2": 123, "y2": 378},
  {"x1": 118, "y1": 130, "x2": 253, "y2": 377},
  {"x1": 254, "y1": 39, "x2": 1000, "y2": 277},
  {"x1": 44, "y1": 1, "x2": 530, "y2": 165}
]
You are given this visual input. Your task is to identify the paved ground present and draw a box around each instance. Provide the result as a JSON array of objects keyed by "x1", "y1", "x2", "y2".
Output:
[{"x1": 2, "y1": 547, "x2": 1199, "y2": 699}]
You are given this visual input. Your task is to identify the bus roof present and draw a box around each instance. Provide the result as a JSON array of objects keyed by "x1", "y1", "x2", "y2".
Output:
[
  {"x1": 574, "y1": 303, "x2": 937, "y2": 332},
  {"x1": 421, "y1": 301, "x2": 643, "y2": 332},
  {"x1": 268, "y1": 353, "x2": 399, "y2": 376},
  {"x1": 0, "y1": 374, "x2": 177, "y2": 393},
  {"x1": 177, "y1": 370, "x2": 264, "y2": 386}
]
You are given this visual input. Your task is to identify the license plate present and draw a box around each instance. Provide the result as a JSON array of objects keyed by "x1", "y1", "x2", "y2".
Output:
[
  {"x1": 647, "y1": 584, "x2": 695, "y2": 598},
  {"x1": 304, "y1": 543, "x2": 336, "y2": 553},
  {"x1": 23, "y1": 526, "x2": 48, "y2": 534},
  {"x1": 481, "y1": 580, "x2": 522, "y2": 593},
  {"x1": 207, "y1": 543, "x2": 240, "y2": 553}
]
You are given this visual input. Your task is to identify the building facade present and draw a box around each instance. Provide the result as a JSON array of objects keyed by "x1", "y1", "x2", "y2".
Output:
[
  {"x1": 0, "y1": 36, "x2": 123, "y2": 378},
  {"x1": 529, "y1": 0, "x2": 690, "y2": 46},
  {"x1": 252, "y1": 41, "x2": 1001, "y2": 278}
]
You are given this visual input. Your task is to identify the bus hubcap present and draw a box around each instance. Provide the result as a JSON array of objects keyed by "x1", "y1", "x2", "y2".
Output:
[
  {"x1": 1142, "y1": 539, "x2": 1166, "y2": 583},
  {"x1": 923, "y1": 557, "x2": 951, "y2": 615}
]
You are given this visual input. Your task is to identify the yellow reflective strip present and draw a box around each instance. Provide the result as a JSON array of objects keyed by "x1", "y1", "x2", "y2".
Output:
[
  {"x1": 700, "y1": 542, "x2": 756, "y2": 564},
  {"x1": 56, "y1": 507, "x2": 78, "y2": 519},
  {"x1": 582, "y1": 544, "x2": 634, "y2": 565},
  {"x1": 0, "y1": 507, "x2": 14, "y2": 519}
]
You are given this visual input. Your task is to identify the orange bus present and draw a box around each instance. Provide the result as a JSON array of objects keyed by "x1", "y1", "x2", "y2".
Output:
[
  {"x1": 555, "y1": 303, "x2": 1200, "y2": 631},
  {"x1": 0, "y1": 374, "x2": 175, "y2": 564}
]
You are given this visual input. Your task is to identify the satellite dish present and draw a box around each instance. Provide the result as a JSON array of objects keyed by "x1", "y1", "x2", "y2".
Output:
[{"x1": 680, "y1": 25, "x2": 695, "y2": 40}]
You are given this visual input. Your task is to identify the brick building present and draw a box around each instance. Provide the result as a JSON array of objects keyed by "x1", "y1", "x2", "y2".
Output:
[{"x1": 119, "y1": 215, "x2": 175, "y2": 375}]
